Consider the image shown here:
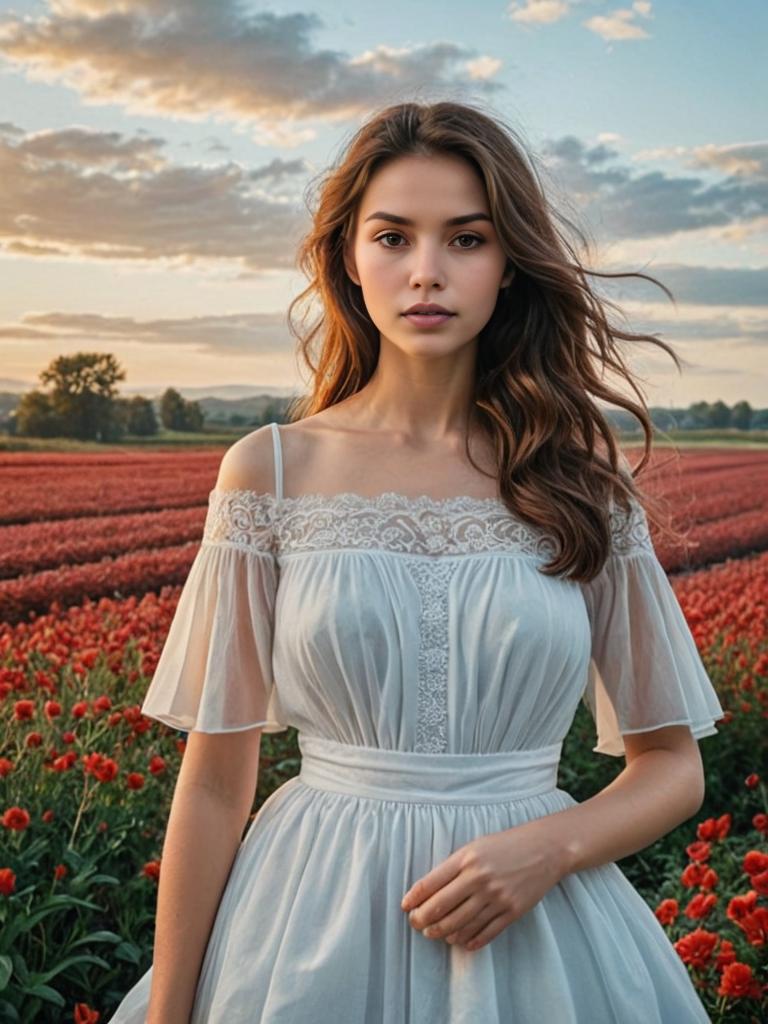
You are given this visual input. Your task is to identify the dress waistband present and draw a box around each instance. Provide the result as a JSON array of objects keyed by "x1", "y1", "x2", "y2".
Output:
[{"x1": 297, "y1": 734, "x2": 562, "y2": 805}]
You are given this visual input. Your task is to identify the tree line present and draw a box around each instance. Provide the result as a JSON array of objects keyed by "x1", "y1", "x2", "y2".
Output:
[
  {"x1": 3, "y1": 350, "x2": 766, "y2": 443},
  {"x1": 8, "y1": 352, "x2": 205, "y2": 441}
]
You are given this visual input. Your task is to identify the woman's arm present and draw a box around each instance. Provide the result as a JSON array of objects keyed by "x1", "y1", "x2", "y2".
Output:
[
  {"x1": 542, "y1": 723, "x2": 706, "y2": 876},
  {"x1": 401, "y1": 725, "x2": 705, "y2": 951},
  {"x1": 146, "y1": 726, "x2": 263, "y2": 1024}
]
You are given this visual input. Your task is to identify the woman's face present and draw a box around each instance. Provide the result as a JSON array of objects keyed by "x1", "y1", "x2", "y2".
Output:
[{"x1": 344, "y1": 152, "x2": 513, "y2": 358}]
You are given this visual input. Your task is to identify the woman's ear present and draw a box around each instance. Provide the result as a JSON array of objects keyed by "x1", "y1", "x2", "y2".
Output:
[
  {"x1": 342, "y1": 233, "x2": 361, "y2": 287},
  {"x1": 501, "y1": 263, "x2": 516, "y2": 289}
]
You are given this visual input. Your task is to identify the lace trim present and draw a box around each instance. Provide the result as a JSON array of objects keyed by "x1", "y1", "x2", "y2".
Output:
[
  {"x1": 276, "y1": 490, "x2": 559, "y2": 558},
  {"x1": 608, "y1": 493, "x2": 653, "y2": 556},
  {"x1": 204, "y1": 488, "x2": 275, "y2": 551},
  {"x1": 204, "y1": 487, "x2": 652, "y2": 559},
  {"x1": 407, "y1": 559, "x2": 459, "y2": 753}
]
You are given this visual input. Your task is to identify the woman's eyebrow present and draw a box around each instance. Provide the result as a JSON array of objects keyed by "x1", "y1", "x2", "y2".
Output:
[{"x1": 363, "y1": 211, "x2": 492, "y2": 226}]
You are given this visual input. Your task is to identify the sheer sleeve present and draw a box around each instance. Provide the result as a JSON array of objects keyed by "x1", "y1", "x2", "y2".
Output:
[
  {"x1": 579, "y1": 489, "x2": 725, "y2": 757},
  {"x1": 140, "y1": 488, "x2": 288, "y2": 734}
]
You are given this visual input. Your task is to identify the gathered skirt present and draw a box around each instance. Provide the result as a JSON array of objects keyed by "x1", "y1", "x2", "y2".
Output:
[{"x1": 108, "y1": 734, "x2": 710, "y2": 1023}]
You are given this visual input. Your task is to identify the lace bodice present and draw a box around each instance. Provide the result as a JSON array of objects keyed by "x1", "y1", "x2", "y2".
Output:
[{"x1": 203, "y1": 486, "x2": 653, "y2": 561}]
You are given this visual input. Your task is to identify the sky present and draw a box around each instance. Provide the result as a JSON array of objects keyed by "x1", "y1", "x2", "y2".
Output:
[{"x1": 0, "y1": 0, "x2": 765, "y2": 409}]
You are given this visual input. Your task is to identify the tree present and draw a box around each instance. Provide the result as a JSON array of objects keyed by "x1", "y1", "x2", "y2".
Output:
[
  {"x1": 707, "y1": 400, "x2": 731, "y2": 429},
  {"x1": 34, "y1": 352, "x2": 126, "y2": 441},
  {"x1": 730, "y1": 401, "x2": 752, "y2": 430},
  {"x1": 15, "y1": 391, "x2": 63, "y2": 438},
  {"x1": 159, "y1": 387, "x2": 205, "y2": 432},
  {"x1": 126, "y1": 395, "x2": 159, "y2": 436}
]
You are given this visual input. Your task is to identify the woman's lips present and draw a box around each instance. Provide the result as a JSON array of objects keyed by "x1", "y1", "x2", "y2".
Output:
[{"x1": 402, "y1": 312, "x2": 455, "y2": 327}]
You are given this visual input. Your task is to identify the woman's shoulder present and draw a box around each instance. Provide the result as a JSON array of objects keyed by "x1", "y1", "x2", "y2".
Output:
[{"x1": 214, "y1": 423, "x2": 279, "y2": 496}]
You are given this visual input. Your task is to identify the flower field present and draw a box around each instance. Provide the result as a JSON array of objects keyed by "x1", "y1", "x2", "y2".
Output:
[{"x1": 0, "y1": 445, "x2": 766, "y2": 1022}]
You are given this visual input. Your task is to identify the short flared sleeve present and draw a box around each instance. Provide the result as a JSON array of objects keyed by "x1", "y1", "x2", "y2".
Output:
[
  {"x1": 579, "y1": 490, "x2": 725, "y2": 756},
  {"x1": 140, "y1": 489, "x2": 288, "y2": 734}
]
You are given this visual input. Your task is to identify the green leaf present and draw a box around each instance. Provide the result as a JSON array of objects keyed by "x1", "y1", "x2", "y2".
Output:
[
  {"x1": 20, "y1": 983, "x2": 65, "y2": 1007},
  {"x1": 114, "y1": 941, "x2": 142, "y2": 965},
  {"x1": 31, "y1": 953, "x2": 110, "y2": 986},
  {"x1": 67, "y1": 930, "x2": 122, "y2": 950},
  {"x1": 0, "y1": 996, "x2": 20, "y2": 1022},
  {"x1": 0, "y1": 955, "x2": 12, "y2": 992}
]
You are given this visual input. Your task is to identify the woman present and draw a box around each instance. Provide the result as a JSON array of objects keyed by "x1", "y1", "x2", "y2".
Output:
[{"x1": 109, "y1": 100, "x2": 724, "y2": 1023}]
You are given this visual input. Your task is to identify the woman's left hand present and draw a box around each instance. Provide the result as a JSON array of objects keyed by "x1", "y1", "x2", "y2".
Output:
[{"x1": 401, "y1": 819, "x2": 568, "y2": 951}]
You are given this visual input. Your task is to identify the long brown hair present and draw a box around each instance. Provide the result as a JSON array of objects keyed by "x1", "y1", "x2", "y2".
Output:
[{"x1": 285, "y1": 99, "x2": 685, "y2": 583}]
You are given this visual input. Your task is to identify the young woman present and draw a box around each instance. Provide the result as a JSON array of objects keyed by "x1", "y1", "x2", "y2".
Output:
[{"x1": 109, "y1": 100, "x2": 724, "y2": 1023}]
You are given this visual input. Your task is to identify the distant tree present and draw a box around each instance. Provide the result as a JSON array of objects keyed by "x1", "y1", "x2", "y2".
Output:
[
  {"x1": 15, "y1": 390, "x2": 64, "y2": 438},
  {"x1": 159, "y1": 387, "x2": 205, "y2": 432},
  {"x1": 751, "y1": 409, "x2": 768, "y2": 430},
  {"x1": 686, "y1": 401, "x2": 710, "y2": 428},
  {"x1": 228, "y1": 413, "x2": 246, "y2": 426},
  {"x1": 14, "y1": 352, "x2": 124, "y2": 440},
  {"x1": 730, "y1": 401, "x2": 752, "y2": 430},
  {"x1": 124, "y1": 395, "x2": 158, "y2": 436},
  {"x1": 707, "y1": 400, "x2": 731, "y2": 428},
  {"x1": 28, "y1": 352, "x2": 126, "y2": 441}
]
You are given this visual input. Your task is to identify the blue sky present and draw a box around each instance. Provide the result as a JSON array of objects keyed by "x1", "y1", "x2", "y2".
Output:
[{"x1": 0, "y1": 0, "x2": 765, "y2": 408}]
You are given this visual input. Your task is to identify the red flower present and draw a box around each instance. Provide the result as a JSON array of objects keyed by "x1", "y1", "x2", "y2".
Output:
[
  {"x1": 681, "y1": 862, "x2": 707, "y2": 888},
  {"x1": 13, "y1": 700, "x2": 35, "y2": 721},
  {"x1": 750, "y1": 870, "x2": 768, "y2": 898},
  {"x1": 73, "y1": 1001, "x2": 101, "y2": 1023},
  {"x1": 53, "y1": 864, "x2": 67, "y2": 881},
  {"x1": 0, "y1": 867, "x2": 16, "y2": 896},
  {"x1": 92, "y1": 695, "x2": 112, "y2": 714},
  {"x1": 0, "y1": 758, "x2": 14, "y2": 778},
  {"x1": 2, "y1": 807, "x2": 31, "y2": 831},
  {"x1": 745, "y1": 773, "x2": 760, "y2": 788},
  {"x1": 684, "y1": 893, "x2": 718, "y2": 920},
  {"x1": 696, "y1": 814, "x2": 731, "y2": 841},
  {"x1": 71, "y1": 700, "x2": 89, "y2": 719},
  {"x1": 25, "y1": 732, "x2": 43, "y2": 748},
  {"x1": 753, "y1": 813, "x2": 768, "y2": 836},
  {"x1": 717, "y1": 961, "x2": 763, "y2": 999},
  {"x1": 44, "y1": 700, "x2": 62, "y2": 719},
  {"x1": 674, "y1": 928, "x2": 718, "y2": 969},
  {"x1": 735, "y1": 907, "x2": 768, "y2": 947},
  {"x1": 143, "y1": 860, "x2": 161, "y2": 881},
  {"x1": 126, "y1": 772, "x2": 145, "y2": 790},
  {"x1": 685, "y1": 840, "x2": 711, "y2": 863},
  {"x1": 727, "y1": 890, "x2": 758, "y2": 922},
  {"x1": 655, "y1": 898, "x2": 678, "y2": 925},
  {"x1": 743, "y1": 850, "x2": 768, "y2": 876},
  {"x1": 41, "y1": 810, "x2": 54, "y2": 823},
  {"x1": 82, "y1": 752, "x2": 118, "y2": 782},
  {"x1": 700, "y1": 868, "x2": 718, "y2": 891},
  {"x1": 715, "y1": 938, "x2": 737, "y2": 971},
  {"x1": 148, "y1": 755, "x2": 166, "y2": 775}
]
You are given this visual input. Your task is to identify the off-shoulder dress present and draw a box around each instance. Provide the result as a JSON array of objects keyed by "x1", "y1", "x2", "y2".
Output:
[{"x1": 108, "y1": 422, "x2": 724, "y2": 1023}]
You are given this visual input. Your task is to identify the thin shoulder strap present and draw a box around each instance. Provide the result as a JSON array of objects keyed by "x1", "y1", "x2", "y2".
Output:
[{"x1": 269, "y1": 421, "x2": 284, "y2": 501}]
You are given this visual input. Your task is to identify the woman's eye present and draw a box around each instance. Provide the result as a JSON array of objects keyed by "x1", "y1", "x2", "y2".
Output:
[{"x1": 374, "y1": 232, "x2": 484, "y2": 249}]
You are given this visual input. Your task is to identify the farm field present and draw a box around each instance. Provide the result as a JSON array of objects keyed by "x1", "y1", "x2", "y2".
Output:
[{"x1": 0, "y1": 444, "x2": 766, "y2": 1022}]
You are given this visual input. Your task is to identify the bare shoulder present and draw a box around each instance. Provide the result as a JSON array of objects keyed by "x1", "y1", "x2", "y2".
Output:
[{"x1": 214, "y1": 423, "x2": 279, "y2": 495}]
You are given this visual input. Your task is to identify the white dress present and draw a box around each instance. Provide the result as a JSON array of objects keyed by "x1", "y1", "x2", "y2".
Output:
[{"x1": 108, "y1": 422, "x2": 725, "y2": 1023}]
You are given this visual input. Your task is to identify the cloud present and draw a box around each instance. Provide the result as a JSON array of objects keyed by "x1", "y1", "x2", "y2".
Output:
[
  {"x1": 0, "y1": 309, "x2": 292, "y2": 357},
  {"x1": 583, "y1": 2, "x2": 654, "y2": 42},
  {"x1": 0, "y1": 0, "x2": 502, "y2": 145},
  {"x1": 0, "y1": 123, "x2": 309, "y2": 271},
  {"x1": 540, "y1": 135, "x2": 768, "y2": 240}
]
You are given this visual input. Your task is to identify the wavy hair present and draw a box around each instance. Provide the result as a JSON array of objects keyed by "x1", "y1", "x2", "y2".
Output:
[{"x1": 284, "y1": 99, "x2": 685, "y2": 583}]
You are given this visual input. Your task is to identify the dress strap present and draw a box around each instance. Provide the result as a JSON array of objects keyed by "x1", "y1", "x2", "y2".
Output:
[{"x1": 269, "y1": 421, "x2": 284, "y2": 501}]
